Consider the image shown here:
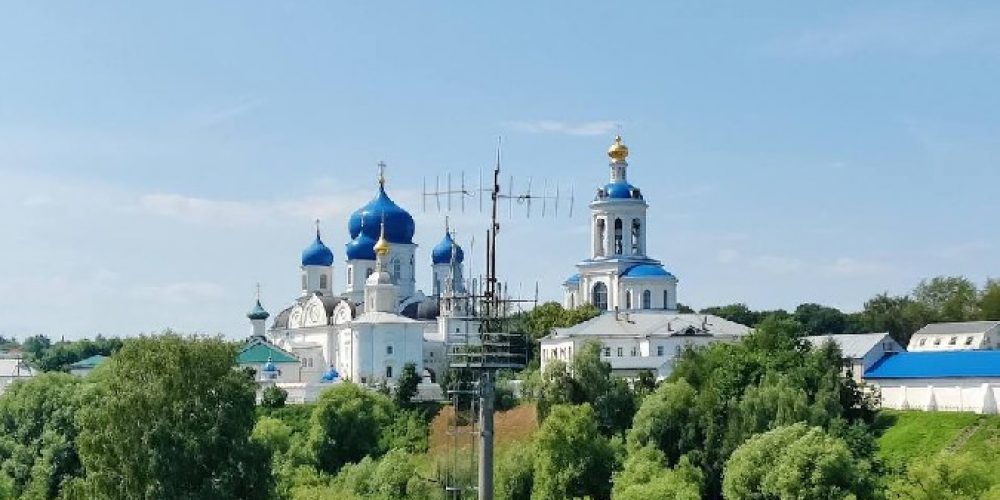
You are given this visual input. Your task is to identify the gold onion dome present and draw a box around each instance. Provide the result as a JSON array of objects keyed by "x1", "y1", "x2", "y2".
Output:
[
  {"x1": 608, "y1": 135, "x2": 629, "y2": 162},
  {"x1": 373, "y1": 222, "x2": 391, "y2": 256}
]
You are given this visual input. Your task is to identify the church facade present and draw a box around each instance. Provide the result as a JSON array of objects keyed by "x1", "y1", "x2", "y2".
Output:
[{"x1": 242, "y1": 166, "x2": 469, "y2": 401}]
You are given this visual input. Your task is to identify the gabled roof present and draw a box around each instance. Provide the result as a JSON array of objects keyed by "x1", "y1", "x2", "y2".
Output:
[
  {"x1": 912, "y1": 321, "x2": 1000, "y2": 337},
  {"x1": 866, "y1": 351, "x2": 1000, "y2": 379},
  {"x1": 547, "y1": 311, "x2": 751, "y2": 340},
  {"x1": 237, "y1": 337, "x2": 298, "y2": 364},
  {"x1": 69, "y1": 354, "x2": 108, "y2": 370},
  {"x1": 803, "y1": 333, "x2": 901, "y2": 359}
]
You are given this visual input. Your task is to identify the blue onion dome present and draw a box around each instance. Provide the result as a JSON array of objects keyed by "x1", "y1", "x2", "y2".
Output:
[
  {"x1": 601, "y1": 181, "x2": 643, "y2": 200},
  {"x1": 302, "y1": 227, "x2": 335, "y2": 266},
  {"x1": 320, "y1": 366, "x2": 339, "y2": 382},
  {"x1": 345, "y1": 230, "x2": 378, "y2": 261},
  {"x1": 348, "y1": 180, "x2": 415, "y2": 244},
  {"x1": 247, "y1": 299, "x2": 269, "y2": 321},
  {"x1": 262, "y1": 356, "x2": 277, "y2": 373},
  {"x1": 432, "y1": 230, "x2": 464, "y2": 265}
]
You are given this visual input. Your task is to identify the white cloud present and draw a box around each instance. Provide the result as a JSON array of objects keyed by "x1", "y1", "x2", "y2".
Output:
[
  {"x1": 503, "y1": 120, "x2": 619, "y2": 136},
  {"x1": 717, "y1": 249, "x2": 740, "y2": 264},
  {"x1": 188, "y1": 95, "x2": 264, "y2": 129},
  {"x1": 140, "y1": 194, "x2": 265, "y2": 224}
]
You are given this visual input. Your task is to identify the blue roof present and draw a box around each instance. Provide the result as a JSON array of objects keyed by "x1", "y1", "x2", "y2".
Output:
[
  {"x1": 432, "y1": 230, "x2": 464, "y2": 265},
  {"x1": 301, "y1": 231, "x2": 335, "y2": 267},
  {"x1": 602, "y1": 181, "x2": 643, "y2": 200},
  {"x1": 564, "y1": 273, "x2": 581, "y2": 284},
  {"x1": 348, "y1": 185, "x2": 415, "y2": 244},
  {"x1": 345, "y1": 232, "x2": 377, "y2": 261},
  {"x1": 866, "y1": 351, "x2": 1000, "y2": 379},
  {"x1": 622, "y1": 264, "x2": 674, "y2": 279},
  {"x1": 247, "y1": 299, "x2": 269, "y2": 321}
]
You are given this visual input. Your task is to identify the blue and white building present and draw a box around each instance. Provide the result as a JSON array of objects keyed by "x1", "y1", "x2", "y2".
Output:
[
  {"x1": 563, "y1": 136, "x2": 678, "y2": 312},
  {"x1": 244, "y1": 166, "x2": 468, "y2": 401},
  {"x1": 866, "y1": 351, "x2": 1000, "y2": 413},
  {"x1": 544, "y1": 137, "x2": 751, "y2": 378}
]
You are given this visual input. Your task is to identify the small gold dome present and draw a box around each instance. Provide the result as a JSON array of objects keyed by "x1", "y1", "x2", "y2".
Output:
[
  {"x1": 608, "y1": 135, "x2": 629, "y2": 162},
  {"x1": 374, "y1": 221, "x2": 391, "y2": 256}
]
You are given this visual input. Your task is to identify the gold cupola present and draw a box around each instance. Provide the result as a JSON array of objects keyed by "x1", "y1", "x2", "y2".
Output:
[
  {"x1": 608, "y1": 135, "x2": 629, "y2": 162},
  {"x1": 373, "y1": 220, "x2": 391, "y2": 256}
]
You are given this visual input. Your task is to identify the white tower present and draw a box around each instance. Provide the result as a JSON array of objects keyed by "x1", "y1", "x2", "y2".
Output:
[
  {"x1": 564, "y1": 136, "x2": 678, "y2": 312},
  {"x1": 247, "y1": 284, "x2": 269, "y2": 337},
  {"x1": 365, "y1": 222, "x2": 399, "y2": 313}
]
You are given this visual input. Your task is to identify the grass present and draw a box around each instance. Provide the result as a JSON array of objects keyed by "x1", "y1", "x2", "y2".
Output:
[{"x1": 877, "y1": 410, "x2": 1000, "y2": 474}]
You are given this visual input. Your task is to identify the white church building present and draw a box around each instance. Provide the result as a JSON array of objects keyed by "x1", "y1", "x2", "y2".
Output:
[
  {"x1": 240, "y1": 167, "x2": 472, "y2": 402},
  {"x1": 542, "y1": 137, "x2": 751, "y2": 378}
]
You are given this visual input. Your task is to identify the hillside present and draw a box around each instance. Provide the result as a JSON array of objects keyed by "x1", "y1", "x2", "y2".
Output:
[{"x1": 878, "y1": 410, "x2": 1000, "y2": 473}]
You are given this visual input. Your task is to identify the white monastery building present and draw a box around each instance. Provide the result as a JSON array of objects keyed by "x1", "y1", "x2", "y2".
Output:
[
  {"x1": 804, "y1": 333, "x2": 903, "y2": 384},
  {"x1": 239, "y1": 165, "x2": 471, "y2": 402},
  {"x1": 542, "y1": 137, "x2": 751, "y2": 378},
  {"x1": 906, "y1": 321, "x2": 1000, "y2": 352}
]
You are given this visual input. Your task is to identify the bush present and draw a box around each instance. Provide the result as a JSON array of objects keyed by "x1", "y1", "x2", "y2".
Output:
[{"x1": 261, "y1": 385, "x2": 288, "y2": 408}]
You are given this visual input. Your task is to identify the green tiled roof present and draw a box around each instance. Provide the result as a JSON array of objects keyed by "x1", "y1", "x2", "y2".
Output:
[
  {"x1": 69, "y1": 355, "x2": 108, "y2": 369},
  {"x1": 237, "y1": 342, "x2": 298, "y2": 364}
]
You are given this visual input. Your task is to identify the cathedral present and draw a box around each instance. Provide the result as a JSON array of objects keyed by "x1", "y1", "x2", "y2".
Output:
[{"x1": 238, "y1": 166, "x2": 469, "y2": 402}]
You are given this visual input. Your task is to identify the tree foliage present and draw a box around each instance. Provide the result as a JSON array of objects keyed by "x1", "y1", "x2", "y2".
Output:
[
  {"x1": 394, "y1": 362, "x2": 420, "y2": 408},
  {"x1": 532, "y1": 404, "x2": 615, "y2": 500},
  {"x1": 724, "y1": 423, "x2": 874, "y2": 500},
  {"x1": 261, "y1": 385, "x2": 288, "y2": 408},
  {"x1": 0, "y1": 373, "x2": 85, "y2": 499},
  {"x1": 613, "y1": 446, "x2": 702, "y2": 500},
  {"x1": 73, "y1": 334, "x2": 271, "y2": 500},
  {"x1": 306, "y1": 382, "x2": 396, "y2": 475}
]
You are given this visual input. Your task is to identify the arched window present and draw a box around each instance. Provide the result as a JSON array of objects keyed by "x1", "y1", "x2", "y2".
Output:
[
  {"x1": 663, "y1": 290, "x2": 670, "y2": 309},
  {"x1": 625, "y1": 290, "x2": 632, "y2": 309},
  {"x1": 595, "y1": 219, "x2": 606, "y2": 256},
  {"x1": 631, "y1": 219, "x2": 641, "y2": 255},
  {"x1": 592, "y1": 282, "x2": 608, "y2": 310},
  {"x1": 392, "y1": 258, "x2": 401, "y2": 281},
  {"x1": 614, "y1": 219, "x2": 623, "y2": 255},
  {"x1": 569, "y1": 294, "x2": 575, "y2": 309},
  {"x1": 642, "y1": 290, "x2": 652, "y2": 309},
  {"x1": 319, "y1": 274, "x2": 328, "y2": 290}
]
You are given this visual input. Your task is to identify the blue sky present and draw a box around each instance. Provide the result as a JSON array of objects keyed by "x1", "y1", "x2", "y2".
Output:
[{"x1": 1, "y1": 2, "x2": 998, "y2": 339}]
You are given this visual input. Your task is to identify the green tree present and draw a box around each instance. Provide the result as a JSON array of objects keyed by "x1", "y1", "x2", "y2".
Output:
[
  {"x1": 979, "y1": 278, "x2": 1000, "y2": 321},
  {"x1": 261, "y1": 385, "x2": 288, "y2": 408},
  {"x1": 394, "y1": 363, "x2": 420, "y2": 408},
  {"x1": 0, "y1": 373, "x2": 84, "y2": 499},
  {"x1": 723, "y1": 423, "x2": 872, "y2": 500},
  {"x1": 533, "y1": 360, "x2": 578, "y2": 423},
  {"x1": 532, "y1": 404, "x2": 615, "y2": 500},
  {"x1": 613, "y1": 446, "x2": 701, "y2": 500},
  {"x1": 698, "y1": 304, "x2": 762, "y2": 327},
  {"x1": 888, "y1": 452, "x2": 995, "y2": 499},
  {"x1": 74, "y1": 334, "x2": 271, "y2": 500},
  {"x1": 858, "y1": 293, "x2": 933, "y2": 345},
  {"x1": 794, "y1": 303, "x2": 848, "y2": 334},
  {"x1": 307, "y1": 382, "x2": 395, "y2": 474},
  {"x1": 572, "y1": 341, "x2": 635, "y2": 436},
  {"x1": 251, "y1": 416, "x2": 294, "y2": 457},
  {"x1": 495, "y1": 443, "x2": 534, "y2": 500},
  {"x1": 914, "y1": 275, "x2": 979, "y2": 322},
  {"x1": 626, "y1": 379, "x2": 700, "y2": 466}
]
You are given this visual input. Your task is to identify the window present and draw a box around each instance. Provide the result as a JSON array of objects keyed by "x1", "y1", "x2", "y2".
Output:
[
  {"x1": 663, "y1": 290, "x2": 669, "y2": 309},
  {"x1": 366, "y1": 268, "x2": 374, "y2": 278},
  {"x1": 625, "y1": 291, "x2": 632, "y2": 309},
  {"x1": 933, "y1": 337, "x2": 941, "y2": 346},
  {"x1": 614, "y1": 219, "x2": 623, "y2": 254},
  {"x1": 307, "y1": 358, "x2": 313, "y2": 368},
  {"x1": 347, "y1": 267, "x2": 353, "y2": 285},
  {"x1": 595, "y1": 218, "x2": 606, "y2": 257},
  {"x1": 642, "y1": 290, "x2": 652, "y2": 309},
  {"x1": 386, "y1": 345, "x2": 394, "y2": 355},
  {"x1": 617, "y1": 347, "x2": 623, "y2": 357},
  {"x1": 631, "y1": 219, "x2": 641, "y2": 255},
  {"x1": 386, "y1": 366, "x2": 393, "y2": 378},
  {"x1": 657, "y1": 346, "x2": 664, "y2": 357},
  {"x1": 430, "y1": 351, "x2": 434, "y2": 358},
  {"x1": 630, "y1": 346, "x2": 638, "y2": 357},
  {"x1": 603, "y1": 347, "x2": 611, "y2": 357},
  {"x1": 919, "y1": 338, "x2": 926, "y2": 346},
  {"x1": 949, "y1": 336, "x2": 958, "y2": 346},
  {"x1": 592, "y1": 282, "x2": 609, "y2": 310},
  {"x1": 392, "y1": 258, "x2": 401, "y2": 280},
  {"x1": 319, "y1": 274, "x2": 328, "y2": 290},
  {"x1": 966, "y1": 336, "x2": 975, "y2": 346},
  {"x1": 301, "y1": 275, "x2": 307, "y2": 290},
  {"x1": 569, "y1": 295, "x2": 575, "y2": 308}
]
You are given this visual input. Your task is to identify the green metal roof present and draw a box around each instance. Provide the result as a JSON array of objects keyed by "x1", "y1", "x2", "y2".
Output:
[
  {"x1": 69, "y1": 354, "x2": 108, "y2": 369},
  {"x1": 237, "y1": 342, "x2": 298, "y2": 364}
]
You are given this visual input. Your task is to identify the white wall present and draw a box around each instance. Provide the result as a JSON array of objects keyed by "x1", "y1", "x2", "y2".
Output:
[{"x1": 873, "y1": 378, "x2": 1000, "y2": 413}]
